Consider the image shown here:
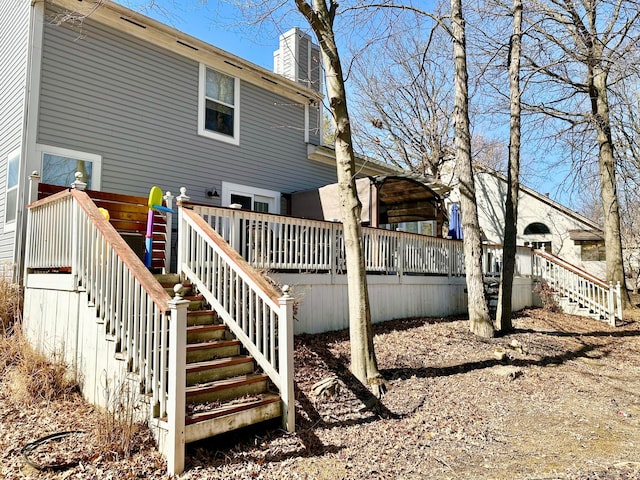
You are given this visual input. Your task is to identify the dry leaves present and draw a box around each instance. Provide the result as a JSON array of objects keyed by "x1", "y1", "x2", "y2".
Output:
[{"x1": 2, "y1": 306, "x2": 640, "y2": 479}]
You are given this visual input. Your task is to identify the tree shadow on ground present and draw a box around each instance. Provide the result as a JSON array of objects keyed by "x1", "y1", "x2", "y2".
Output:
[{"x1": 381, "y1": 341, "x2": 606, "y2": 381}]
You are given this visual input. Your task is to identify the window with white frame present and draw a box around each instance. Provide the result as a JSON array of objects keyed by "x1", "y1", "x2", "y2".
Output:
[
  {"x1": 198, "y1": 64, "x2": 240, "y2": 145},
  {"x1": 4, "y1": 148, "x2": 20, "y2": 228},
  {"x1": 36, "y1": 145, "x2": 102, "y2": 190},
  {"x1": 223, "y1": 182, "x2": 280, "y2": 214}
]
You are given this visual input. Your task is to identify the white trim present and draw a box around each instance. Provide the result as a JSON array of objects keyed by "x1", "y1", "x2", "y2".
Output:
[
  {"x1": 35, "y1": 144, "x2": 102, "y2": 190},
  {"x1": 221, "y1": 182, "x2": 281, "y2": 214},
  {"x1": 304, "y1": 104, "x2": 309, "y2": 144},
  {"x1": 3, "y1": 148, "x2": 21, "y2": 233},
  {"x1": 15, "y1": 0, "x2": 46, "y2": 281},
  {"x1": 197, "y1": 63, "x2": 240, "y2": 146}
]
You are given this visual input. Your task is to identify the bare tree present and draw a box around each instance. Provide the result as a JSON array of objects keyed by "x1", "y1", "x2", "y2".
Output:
[
  {"x1": 451, "y1": 0, "x2": 494, "y2": 337},
  {"x1": 495, "y1": 0, "x2": 522, "y2": 332},
  {"x1": 350, "y1": 25, "x2": 454, "y2": 179},
  {"x1": 293, "y1": 0, "x2": 385, "y2": 395},
  {"x1": 521, "y1": 0, "x2": 640, "y2": 307}
]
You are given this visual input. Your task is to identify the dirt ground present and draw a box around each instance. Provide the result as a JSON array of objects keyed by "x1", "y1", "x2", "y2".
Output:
[{"x1": 1, "y1": 305, "x2": 640, "y2": 480}]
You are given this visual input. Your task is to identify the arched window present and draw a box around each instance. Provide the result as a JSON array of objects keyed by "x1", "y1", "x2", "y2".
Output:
[{"x1": 524, "y1": 222, "x2": 550, "y2": 235}]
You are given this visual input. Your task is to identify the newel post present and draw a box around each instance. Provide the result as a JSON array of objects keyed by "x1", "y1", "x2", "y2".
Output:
[
  {"x1": 278, "y1": 285, "x2": 295, "y2": 433},
  {"x1": 166, "y1": 285, "x2": 189, "y2": 475},
  {"x1": 615, "y1": 281, "x2": 622, "y2": 326},
  {"x1": 163, "y1": 191, "x2": 174, "y2": 274},
  {"x1": 71, "y1": 171, "x2": 87, "y2": 191},
  {"x1": 607, "y1": 282, "x2": 615, "y2": 327},
  {"x1": 28, "y1": 171, "x2": 41, "y2": 204}
]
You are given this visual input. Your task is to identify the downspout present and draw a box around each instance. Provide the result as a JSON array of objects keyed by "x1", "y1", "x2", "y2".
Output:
[{"x1": 15, "y1": 0, "x2": 45, "y2": 285}]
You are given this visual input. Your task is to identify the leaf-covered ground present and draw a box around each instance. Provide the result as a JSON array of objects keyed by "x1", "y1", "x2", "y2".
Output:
[{"x1": 2, "y1": 307, "x2": 639, "y2": 479}]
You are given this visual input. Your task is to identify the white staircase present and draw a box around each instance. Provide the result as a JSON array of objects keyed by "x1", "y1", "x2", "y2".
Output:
[{"x1": 533, "y1": 249, "x2": 622, "y2": 326}]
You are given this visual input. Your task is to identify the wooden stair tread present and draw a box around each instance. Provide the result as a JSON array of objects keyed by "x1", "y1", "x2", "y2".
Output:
[
  {"x1": 185, "y1": 393, "x2": 280, "y2": 425},
  {"x1": 186, "y1": 355, "x2": 253, "y2": 373},
  {"x1": 186, "y1": 373, "x2": 268, "y2": 395},
  {"x1": 187, "y1": 324, "x2": 225, "y2": 334},
  {"x1": 188, "y1": 309, "x2": 216, "y2": 316},
  {"x1": 186, "y1": 339, "x2": 239, "y2": 351}
]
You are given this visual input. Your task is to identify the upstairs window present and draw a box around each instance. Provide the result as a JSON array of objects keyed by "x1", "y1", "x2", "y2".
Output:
[
  {"x1": 4, "y1": 149, "x2": 20, "y2": 228},
  {"x1": 198, "y1": 64, "x2": 240, "y2": 145}
]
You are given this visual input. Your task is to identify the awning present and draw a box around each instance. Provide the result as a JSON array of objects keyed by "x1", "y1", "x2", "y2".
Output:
[{"x1": 568, "y1": 229, "x2": 604, "y2": 242}]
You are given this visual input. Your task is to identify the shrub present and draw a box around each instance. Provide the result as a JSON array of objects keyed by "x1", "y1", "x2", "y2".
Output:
[
  {"x1": 94, "y1": 377, "x2": 145, "y2": 460},
  {"x1": 0, "y1": 273, "x2": 22, "y2": 335},
  {"x1": 3, "y1": 331, "x2": 78, "y2": 404},
  {"x1": 534, "y1": 280, "x2": 562, "y2": 313}
]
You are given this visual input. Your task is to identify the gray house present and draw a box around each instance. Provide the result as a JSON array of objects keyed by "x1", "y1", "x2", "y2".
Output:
[{"x1": 1, "y1": 0, "x2": 392, "y2": 278}]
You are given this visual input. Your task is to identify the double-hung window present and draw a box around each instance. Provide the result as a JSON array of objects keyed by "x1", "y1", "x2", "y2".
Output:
[
  {"x1": 198, "y1": 64, "x2": 240, "y2": 145},
  {"x1": 4, "y1": 148, "x2": 20, "y2": 229}
]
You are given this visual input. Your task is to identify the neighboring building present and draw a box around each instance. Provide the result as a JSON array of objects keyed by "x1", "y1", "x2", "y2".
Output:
[{"x1": 446, "y1": 168, "x2": 606, "y2": 279}]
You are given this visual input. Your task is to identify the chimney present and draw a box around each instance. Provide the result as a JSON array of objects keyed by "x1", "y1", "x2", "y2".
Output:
[{"x1": 274, "y1": 27, "x2": 322, "y2": 92}]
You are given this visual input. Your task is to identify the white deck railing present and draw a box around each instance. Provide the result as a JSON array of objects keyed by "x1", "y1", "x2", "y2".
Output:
[
  {"x1": 182, "y1": 202, "x2": 475, "y2": 277},
  {"x1": 24, "y1": 188, "x2": 189, "y2": 474},
  {"x1": 482, "y1": 244, "x2": 534, "y2": 277},
  {"x1": 177, "y1": 206, "x2": 295, "y2": 432},
  {"x1": 533, "y1": 249, "x2": 622, "y2": 325}
]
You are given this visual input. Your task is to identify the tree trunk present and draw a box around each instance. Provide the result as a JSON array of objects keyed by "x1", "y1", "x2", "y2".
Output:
[
  {"x1": 451, "y1": 0, "x2": 494, "y2": 338},
  {"x1": 296, "y1": 0, "x2": 383, "y2": 391},
  {"x1": 496, "y1": 0, "x2": 523, "y2": 332},
  {"x1": 590, "y1": 67, "x2": 631, "y2": 308}
]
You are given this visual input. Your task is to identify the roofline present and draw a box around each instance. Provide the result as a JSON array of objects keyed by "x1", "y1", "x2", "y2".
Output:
[
  {"x1": 46, "y1": 0, "x2": 323, "y2": 105},
  {"x1": 306, "y1": 145, "x2": 401, "y2": 177},
  {"x1": 476, "y1": 167, "x2": 603, "y2": 231}
]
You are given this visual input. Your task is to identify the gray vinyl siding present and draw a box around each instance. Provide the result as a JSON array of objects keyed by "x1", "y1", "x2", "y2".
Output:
[
  {"x1": 37, "y1": 9, "x2": 337, "y2": 205},
  {"x1": 0, "y1": 0, "x2": 30, "y2": 263}
]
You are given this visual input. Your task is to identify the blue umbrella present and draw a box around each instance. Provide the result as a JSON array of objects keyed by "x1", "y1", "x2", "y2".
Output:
[{"x1": 448, "y1": 204, "x2": 463, "y2": 239}]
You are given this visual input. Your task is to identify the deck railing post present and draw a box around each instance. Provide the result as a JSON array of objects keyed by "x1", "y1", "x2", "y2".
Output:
[
  {"x1": 608, "y1": 282, "x2": 615, "y2": 327},
  {"x1": 71, "y1": 199, "x2": 79, "y2": 289},
  {"x1": 166, "y1": 285, "x2": 189, "y2": 476},
  {"x1": 278, "y1": 285, "x2": 295, "y2": 433},
  {"x1": 615, "y1": 282, "x2": 622, "y2": 326},
  {"x1": 176, "y1": 188, "x2": 190, "y2": 275},
  {"x1": 163, "y1": 191, "x2": 174, "y2": 274}
]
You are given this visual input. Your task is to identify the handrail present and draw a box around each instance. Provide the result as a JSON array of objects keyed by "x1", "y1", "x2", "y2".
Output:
[
  {"x1": 533, "y1": 248, "x2": 608, "y2": 288},
  {"x1": 178, "y1": 207, "x2": 291, "y2": 392},
  {"x1": 24, "y1": 188, "x2": 174, "y2": 417}
]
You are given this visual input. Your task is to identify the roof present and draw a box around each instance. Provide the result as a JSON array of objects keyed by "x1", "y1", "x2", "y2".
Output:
[
  {"x1": 569, "y1": 229, "x2": 605, "y2": 241},
  {"x1": 48, "y1": 0, "x2": 322, "y2": 105},
  {"x1": 476, "y1": 166, "x2": 603, "y2": 231},
  {"x1": 306, "y1": 145, "x2": 401, "y2": 177},
  {"x1": 373, "y1": 175, "x2": 448, "y2": 224}
]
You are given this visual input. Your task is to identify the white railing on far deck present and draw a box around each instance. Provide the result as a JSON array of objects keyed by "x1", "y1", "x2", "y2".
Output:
[
  {"x1": 182, "y1": 201, "x2": 467, "y2": 277},
  {"x1": 533, "y1": 249, "x2": 622, "y2": 325},
  {"x1": 482, "y1": 244, "x2": 534, "y2": 277},
  {"x1": 24, "y1": 188, "x2": 189, "y2": 474},
  {"x1": 177, "y1": 206, "x2": 295, "y2": 432}
]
